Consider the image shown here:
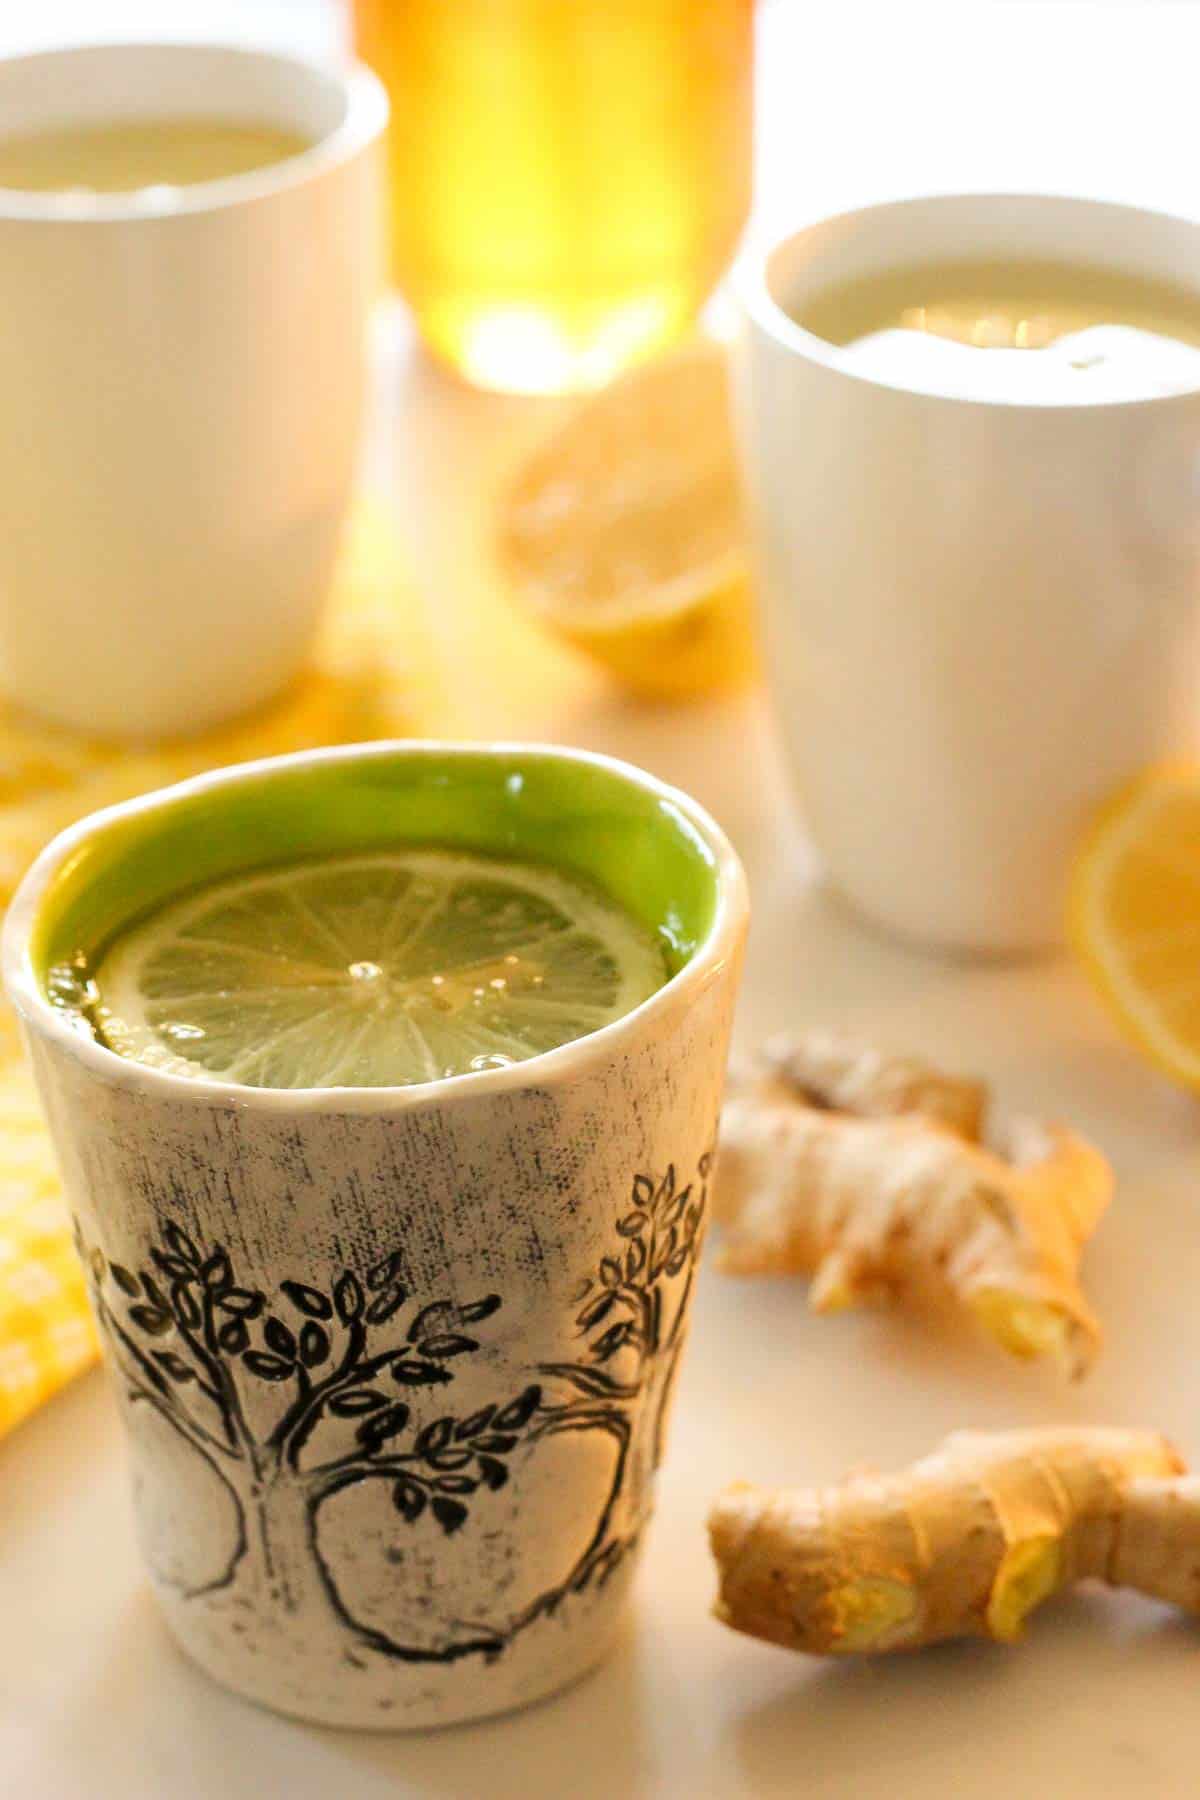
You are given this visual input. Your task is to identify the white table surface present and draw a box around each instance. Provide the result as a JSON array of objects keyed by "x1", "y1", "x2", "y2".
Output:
[{"x1": 6, "y1": 4, "x2": 1200, "y2": 1796}]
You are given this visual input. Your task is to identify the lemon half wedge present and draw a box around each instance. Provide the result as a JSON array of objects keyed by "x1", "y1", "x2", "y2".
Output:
[
  {"x1": 498, "y1": 338, "x2": 756, "y2": 700},
  {"x1": 1070, "y1": 765, "x2": 1200, "y2": 1087}
]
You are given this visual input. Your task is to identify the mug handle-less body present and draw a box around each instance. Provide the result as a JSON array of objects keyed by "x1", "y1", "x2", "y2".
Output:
[
  {"x1": 735, "y1": 195, "x2": 1200, "y2": 954},
  {"x1": 0, "y1": 44, "x2": 386, "y2": 741},
  {"x1": 2, "y1": 742, "x2": 749, "y2": 1729}
]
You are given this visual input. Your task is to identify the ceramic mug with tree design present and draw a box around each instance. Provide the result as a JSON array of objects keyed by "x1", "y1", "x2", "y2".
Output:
[{"x1": 3, "y1": 742, "x2": 747, "y2": 1730}]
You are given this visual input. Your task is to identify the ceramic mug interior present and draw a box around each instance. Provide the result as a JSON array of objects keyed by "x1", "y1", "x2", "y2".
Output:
[
  {"x1": 0, "y1": 40, "x2": 382, "y2": 217},
  {"x1": 748, "y1": 191, "x2": 1200, "y2": 402},
  {"x1": 7, "y1": 740, "x2": 740, "y2": 1100}
]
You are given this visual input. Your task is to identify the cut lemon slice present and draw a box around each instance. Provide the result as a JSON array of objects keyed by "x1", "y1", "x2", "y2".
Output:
[
  {"x1": 1069, "y1": 766, "x2": 1200, "y2": 1087},
  {"x1": 90, "y1": 849, "x2": 667, "y2": 1089},
  {"x1": 498, "y1": 337, "x2": 756, "y2": 700}
]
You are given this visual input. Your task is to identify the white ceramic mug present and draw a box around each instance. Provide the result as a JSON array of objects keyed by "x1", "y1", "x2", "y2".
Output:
[
  {"x1": 3, "y1": 741, "x2": 748, "y2": 1729},
  {"x1": 737, "y1": 194, "x2": 1200, "y2": 953},
  {"x1": 0, "y1": 43, "x2": 386, "y2": 741}
]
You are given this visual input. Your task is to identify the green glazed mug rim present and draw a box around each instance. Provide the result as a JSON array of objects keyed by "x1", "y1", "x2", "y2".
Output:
[{"x1": 2, "y1": 740, "x2": 748, "y2": 1112}]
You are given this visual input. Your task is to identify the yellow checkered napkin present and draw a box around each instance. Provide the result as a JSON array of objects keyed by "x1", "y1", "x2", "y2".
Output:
[
  {"x1": 0, "y1": 1033, "x2": 97, "y2": 1436},
  {"x1": 0, "y1": 502, "x2": 438, "y2": 1438}
]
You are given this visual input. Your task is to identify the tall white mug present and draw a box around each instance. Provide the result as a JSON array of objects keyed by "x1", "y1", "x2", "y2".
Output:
[
  {"x1": 737, "y1": 194, "x2": 1200, "y2": 954},
  {"x1": 0, "y1": 43, "x2": 386, "y2": 740}
]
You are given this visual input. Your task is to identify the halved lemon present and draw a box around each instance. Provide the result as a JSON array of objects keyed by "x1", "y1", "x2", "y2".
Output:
[
  {"x1": 1069, "y1": 765, "x2": 1200, "y2": 1087},
  {"x1": 90, "y1": 849, "x2": 667, "y2": 1089},
  {"x1": 498, "y1": 337, "x2": 757, "y2": 700}
]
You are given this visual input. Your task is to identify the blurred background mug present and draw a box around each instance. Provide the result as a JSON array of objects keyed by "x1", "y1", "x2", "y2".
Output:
[
  {"x1": 0, "y1": 42, "x2": 385, "y2": 742},
  {"x1": 737, "y1": 194, "x2": 1200, "y2": 955}
]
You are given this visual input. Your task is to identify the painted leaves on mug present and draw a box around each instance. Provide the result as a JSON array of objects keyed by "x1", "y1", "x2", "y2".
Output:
[
  {"x1": 83, "y1": 1221, "x2": 539, "y2": 1551},
  {"x1": 549, "y1": 1156, "x2": 708, "y2": 1393}
]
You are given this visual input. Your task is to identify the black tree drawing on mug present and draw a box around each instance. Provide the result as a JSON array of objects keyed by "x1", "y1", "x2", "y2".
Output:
[
  {"x1": 80, "y1": 1152, "x2": 709, "y2": 1667},
  {"x1": 530, "y1": 1154, "x2": 710, "y2": 1602}
]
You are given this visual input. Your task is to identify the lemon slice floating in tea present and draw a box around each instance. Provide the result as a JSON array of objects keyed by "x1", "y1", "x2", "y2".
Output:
[{"x1": 90, "y1": 849, "x2": 668, "y2": 1088}]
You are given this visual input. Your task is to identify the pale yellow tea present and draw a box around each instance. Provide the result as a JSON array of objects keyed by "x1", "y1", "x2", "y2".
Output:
[
  {"x1": 0, "y1": 118, "x2": 312, "y2": 194},
  {"x1": 800, "y1": 259, "x2": 1200, "y2": 351}
]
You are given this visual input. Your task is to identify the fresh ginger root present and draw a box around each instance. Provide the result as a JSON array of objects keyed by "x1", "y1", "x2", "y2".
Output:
[
  {"x1": 715, "y1": 1034, "x2": 1111, "y2": 1375},
  {"x1": 709, "y1": 1428, "x2": 1200, "y2": 1655}
]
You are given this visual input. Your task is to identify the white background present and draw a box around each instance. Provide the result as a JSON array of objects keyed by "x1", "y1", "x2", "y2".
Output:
[{"x1": 5, "y1": 4, "x2": 1200, "y2": 1797}]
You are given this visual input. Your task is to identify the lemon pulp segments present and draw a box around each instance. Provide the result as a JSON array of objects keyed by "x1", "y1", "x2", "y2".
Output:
[
  {"x1": 86, "y1": 849, "x2": 669, "y2": 1089},
  {"x1": 1070, "y1": 767, "x2": 1200, "y2": 1087},
  {"x1": 498, "y1": 338, "x2": 756, "y2": 699}
]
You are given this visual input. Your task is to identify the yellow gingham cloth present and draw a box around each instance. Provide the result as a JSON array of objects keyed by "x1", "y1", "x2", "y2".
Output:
[
  {"x1": 0, "y1": 1029, "x2": 97, "y2": 1435},
  {"x1": 0, "y1": 503, "x2": 437, "y2": 1438}
]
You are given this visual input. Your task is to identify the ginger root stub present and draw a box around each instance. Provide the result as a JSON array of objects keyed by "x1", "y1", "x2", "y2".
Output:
[
  {"x1": 715, "y1": 1033, "x2": 1111, "y2": 1376},
  {"x1": 709, "y1": 1428, "x2": 1200, "y2": 1656}
]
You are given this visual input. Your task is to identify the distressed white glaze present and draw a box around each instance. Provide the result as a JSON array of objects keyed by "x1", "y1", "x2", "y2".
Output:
[{"x1": 4, "y1": 746, "x2": 747, "y2": 1730}]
